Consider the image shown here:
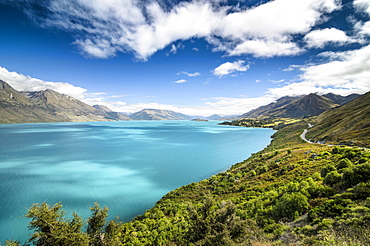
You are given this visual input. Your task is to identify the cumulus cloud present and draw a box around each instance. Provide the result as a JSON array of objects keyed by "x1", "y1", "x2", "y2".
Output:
[
  {"x1": 354, "y1": 0, "x2": 370, "y2": 16},
  {"x1": 227, "y1": 39, "x2": 304, "y2": 57},
  {"x1": 268, "y1": 44, "x2": 370, "y2": 97},
  {"x1": 0, "y1": 66, "x2": 87, "y2": 99},
  {"x1": 304, "y1": 28, "x2": 352, "y2": 48},
  {"x1": 213, "y1": 60, "x2": 249, "y2": 78},
  {"x1": 16, "y1": 0, "x2": 341, "y2": 60},
  {"x1": 356, "y1": 21, "x2": 370, "y2": 37},
  {"x1": 172, "y1": 79, "x2": 187, "y2": 84},
  {"x1": 177, "y1": 71, "x2": 201, "y2": 77}
]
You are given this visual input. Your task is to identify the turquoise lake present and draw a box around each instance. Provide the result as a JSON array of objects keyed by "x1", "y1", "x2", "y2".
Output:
[{"x1": 0, "y1": 121, "x2": 274, "y2": 242}]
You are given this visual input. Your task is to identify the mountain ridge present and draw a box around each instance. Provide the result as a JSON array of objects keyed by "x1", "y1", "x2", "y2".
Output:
[
  {"x1": 238, "y1": 93, "x2": 361, "y2": 119},
  {"x1": 0, "y1": 80, "x2": 131, "y2": 123},
  {"x1": 130, "y1": 108, "x2": 192, "y2": 120},
  {"x1": 306, "y1": 91, "x2": 370, "y2": 147}
]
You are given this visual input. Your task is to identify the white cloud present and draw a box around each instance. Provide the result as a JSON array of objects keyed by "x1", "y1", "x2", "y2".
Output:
[
  {"x1": 199, "y1": 95, "x2": 276, "y2": 116},
  {"x1": 354, "y1": 21, "x2": 370, "y2": 38},
  {"x1": 268, "y1": 44, "x2": 370, "y2": 97},
  {"x1": 352, "y1": 0, "x2": 370, "y2": 40},
  {"x1": 173, "y1": 79, "x2": 187, "y2": 84},
  {"x1": 354, "y1": 0, "x2": 370, "y2": 16},
  {"x1": 125, "y1": 1, "x2": 224, "y2": 60},
  {"x1": 22, "y1": 0, "x2": 341, "y2": 60},
  {"x1": 213, "y1": 60, "x2": 249, "y2": 78},
  {"x1": 304, "y1": 28, "x2": 351, "y2": 48},
  {"x1": 228, "y1": 39, "x2": 304, "y2": 57},
  {"x1": 217, "y1": 0, "x2": 339, "y2": 39},
  {"x1": 283, "y1": 64, "x2": 303, "y2": 72},
  {"x1": 0, "y1": 66, "x2": 87, "y2": 99},
  {"x1": 269, "y1": 79, "x2": 285, "y2": 84},
  {"x1": 74, "y1": 38, "x2": 118, "y2": 59},
  {"x1": 177, "y1": 71, "x2": 201, "y2": 77}
]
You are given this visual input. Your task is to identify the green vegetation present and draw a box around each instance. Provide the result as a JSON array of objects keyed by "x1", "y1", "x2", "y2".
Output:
[
  {"x1": 306, "y1": 91, "x2": 370, "y2": 148},
  {"x1": 219, "y1": 117, "x2": 300, "y2": 129},
  {"x1": 3, "y1": 119, "x2": 370, "y2": 245}
]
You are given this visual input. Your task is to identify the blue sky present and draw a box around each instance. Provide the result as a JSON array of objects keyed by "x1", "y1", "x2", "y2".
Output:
[{"x1": 0, "y1": 0, "x2": 369, "y2": 116}]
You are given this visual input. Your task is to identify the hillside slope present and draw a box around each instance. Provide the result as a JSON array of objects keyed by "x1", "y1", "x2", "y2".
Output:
[
  {"x1": 0, "y1": 80, "x2": 130, "y2": 123},
  {"x1": 306, "y1": 91, "x2": 370, "y2": 147},
  {"x1": 239, "y1": 93, "x2": 360, "y2": 120},
  {"x1": 93, "y1": 105, "x2": 131, "y2": 121},
  {"x1": 239, "y1": 96, "x2": 301, "y2": 119},
  {"x1": 323, "y1": 92, "x2": 360, "y2": 105},
  {"x1": 269, "y1": 93, "x2": 339, "y2": 118}
]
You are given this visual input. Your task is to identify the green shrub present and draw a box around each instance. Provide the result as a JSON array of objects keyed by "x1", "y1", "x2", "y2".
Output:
[
  {"x1": 342, "y1": 163, "x2": 370, "y2": 188},
  {"x1": 317, "y1": 218, "x2": 335, "y2": 230},
  {"x1": 273, "y1": 192, "x2": 309, "y2": 221},
  {"x1": 249, "y1": 170, "x2": 257, "y2": 176},
  {"x1": 308, "y1": 198, "x2": 353, "y2": 222},
  {"x1": 321, "y1": 165, "x2": 336, "y2": 178},
  {"x1": 311, "y1": 172, "x2": 322, "y2": 181},
  {"x1": 331, "y1": 146, "x2": 342, "y2": 155},
  {"x1": 342, "y1": 168, "x2": 357, "y2": 188},
  {"x1": 324, "y1": 171, "x2": 342, "y2": 187},
  {"x1": 351, "y1": 182, "x2": 370, "y2": 200},
  {"x1": 307, "y1": 185, "x2": 334, "y2": 199},
  {"x1": 320, "y1": 151, "x2": 331, "y2": 158},
  {"x1": 354, "y1": 163, "x2": 370, "y2": 182},
  {"x1": 358, "y1": 157, "x2": 369, "y2": 164},
  {"x1": 336, "y1": 158, "x2": 353, "y2": 171}
]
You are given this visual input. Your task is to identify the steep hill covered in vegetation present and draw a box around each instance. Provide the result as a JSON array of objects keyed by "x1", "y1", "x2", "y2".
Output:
[{"x1": 306, "y1": 91, "x2": 370, "y2": 147}]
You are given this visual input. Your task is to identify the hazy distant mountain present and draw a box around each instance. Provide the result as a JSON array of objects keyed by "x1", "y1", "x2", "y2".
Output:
[
  {"x1": 130, "y1": 109, "x2": 191, "y2": 120},
  {"x1": 307, "y1": 91, "x2": 370, "y2": 147},
  {"x1": 0, "y1": 80, "x2": 130, "y2": 123},
  {"x1": 93, "y1": 105, "x2": 131, "y2": 120},
  {"x1": 206, "y1": 114, "x2": 222, "y2": 120},
  {"x1": 238, "y1": 93, "x2": 360, "y2": 120}
]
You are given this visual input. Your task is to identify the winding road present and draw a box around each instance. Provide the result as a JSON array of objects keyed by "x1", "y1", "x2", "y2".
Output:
[
  {"x1": 300, "y1": 124, "x2": 368, "y2": 149},
  {"x1": 300, "y1": 123, "x2": 315, "y2": 144}
]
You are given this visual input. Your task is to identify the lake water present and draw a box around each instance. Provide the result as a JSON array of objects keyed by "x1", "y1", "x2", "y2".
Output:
[{"x1": 0, "y1": 121, "x2": 274, "y2": 243}]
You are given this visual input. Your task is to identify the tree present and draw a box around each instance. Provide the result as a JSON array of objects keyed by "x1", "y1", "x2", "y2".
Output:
[
  {"x1": 26, "y1": 202, "x2": 88, "y2": 246},
  {"x1": 87, "y1": 202, "x2": 109, "y2": 246},
  {"x1": 187, "y1": 196, "x2": 261, "y2": 245},
  {"x1": 273, "y1": 192, "x2": 309, "y2": 221},
  {"x1": 324, "y1": 170, "x2": 342, "y2": 187},
  {"x1": 336, "y1": 158, "x2": 353, "y2": 171}
]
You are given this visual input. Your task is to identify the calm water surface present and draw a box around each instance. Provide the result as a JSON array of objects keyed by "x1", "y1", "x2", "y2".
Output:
[{"x1": 0, "y1": 121, "x2": 274, "y2": 242}]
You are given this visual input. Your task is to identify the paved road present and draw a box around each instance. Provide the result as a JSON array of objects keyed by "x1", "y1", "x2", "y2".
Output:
[
  {"x1": 300, "y1": 128, "x2": 314, "y2": 144},
  {"x1": 300, "y1": 124, "x2": 368, "y2": 149},
  {"x1": 300, "y1": 123, "x2": 315, "y2": 144}
]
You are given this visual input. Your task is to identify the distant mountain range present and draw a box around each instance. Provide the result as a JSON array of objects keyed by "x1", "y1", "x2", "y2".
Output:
[
  {"x1": 0, "y1": 79, "x2": 364, "y2": 124},
  {"x1": 130, "y1": 109, "x2": 192, "y2": 120},
  {"x1": 92, "y1": 105, "x2": 131, "y2": 121},
  {"x1": 0, "y1": 80, "x2": 130, "y2": 123},
  {"x1": 238, "y1": 93, "x2": 361, "y2": 119}
]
